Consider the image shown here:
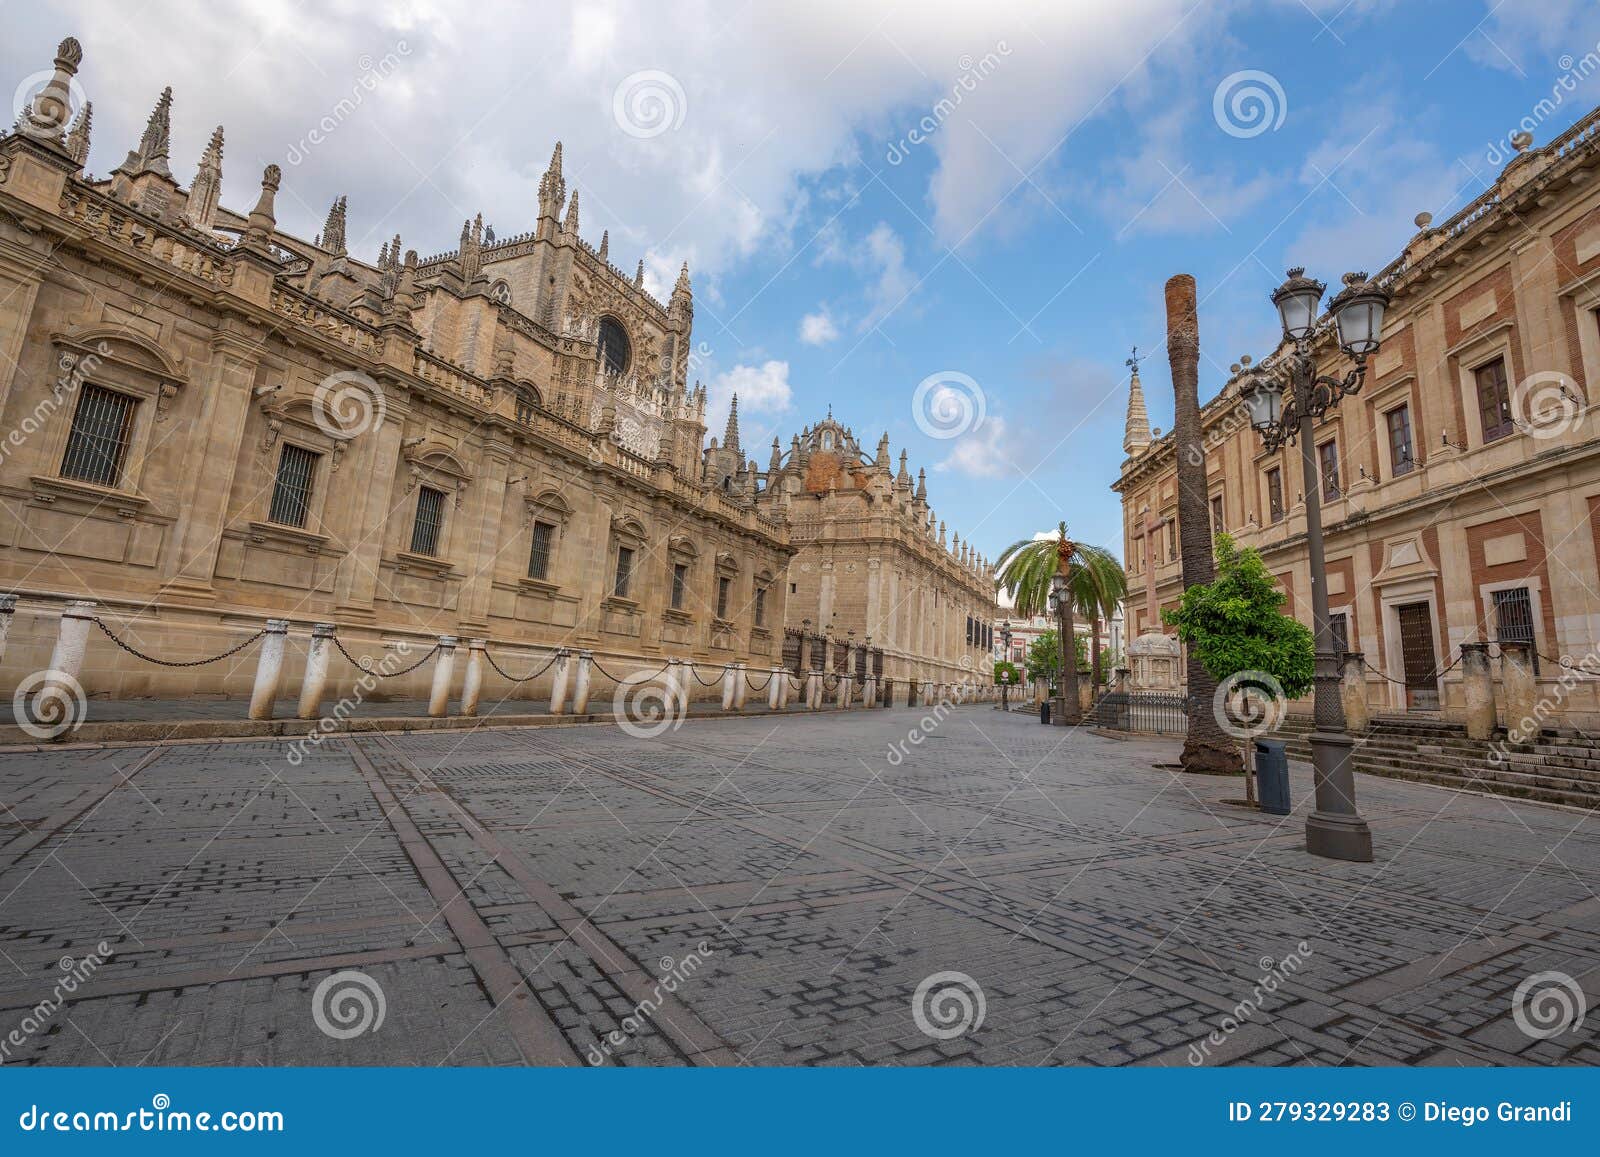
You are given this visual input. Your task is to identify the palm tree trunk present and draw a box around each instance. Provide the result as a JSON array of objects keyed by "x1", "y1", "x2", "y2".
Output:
[
  {"x1": 1166, "y1": 274, "x2": 1238, "y2": 774},
  {"x1": 1091, "y1": 615, "x2": 1102, "y2": 700}
]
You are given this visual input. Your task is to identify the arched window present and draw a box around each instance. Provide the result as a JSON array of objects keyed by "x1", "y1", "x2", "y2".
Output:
[{"x1": 597, "y1": 316, "x2": 631, "y2": 376}]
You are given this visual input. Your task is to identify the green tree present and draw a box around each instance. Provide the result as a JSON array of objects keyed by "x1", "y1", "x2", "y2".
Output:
[
  {"x1": 1024, "y1": 630, "x2": 1087, "y2": 686},
  {"x1": 992, "y1": 660, "x2": 1020, "y2": 687}
]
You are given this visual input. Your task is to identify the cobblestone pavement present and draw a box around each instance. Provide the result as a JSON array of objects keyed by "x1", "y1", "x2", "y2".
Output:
[{"x1": 0, "y1": 707, "x2": 1595, "y2": 1066}]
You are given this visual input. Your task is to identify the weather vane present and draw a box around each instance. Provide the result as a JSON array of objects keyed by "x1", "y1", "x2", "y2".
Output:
[{"x1": 1126, "y1": 346, "x2": 1145, "y2": 374}]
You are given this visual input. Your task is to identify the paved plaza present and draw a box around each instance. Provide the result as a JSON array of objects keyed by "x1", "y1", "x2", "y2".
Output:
[{"x1": 0, "y1": 708, "x2": 1595, "y2": 1067}]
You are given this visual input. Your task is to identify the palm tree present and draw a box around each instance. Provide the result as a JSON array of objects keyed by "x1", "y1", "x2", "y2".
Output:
[
  {"x1": 1166, "y1": 273, "x2": 1237, "y2": 774},
  {"x1": 996, "y1": 523, "x2": 1127, "y2": 722}
]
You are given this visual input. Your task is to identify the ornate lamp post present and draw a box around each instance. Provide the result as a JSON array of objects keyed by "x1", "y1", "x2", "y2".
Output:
[
  {"x1": 1000, "y1": 625, "x2": 1013, "y2": 711},
  {"x1": 1237, "y1": 268, "x2": 1390, "y2": 863}
]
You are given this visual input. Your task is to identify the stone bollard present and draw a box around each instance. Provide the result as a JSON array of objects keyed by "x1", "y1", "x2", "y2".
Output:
[
  {"x1": 837, "y1": 673, "x2": 852, "y2": 709},
  {"x1": 0, "y1": 594, "x2": 15, "y2": 668},
  {"x1": 572, "y1": 650, "x2": 594, "y2": 714},
  {"x1": 297, "y1": 622, "x2": 335, "y2": 719},
  {"x1": 807, "y1": 670, "x2": 822, "y2": 710},
  {"x1": 1500, "y1": 641, "x2": 1538, "y2": 742},
  {"x1": 43, "y1": 599, "x2": 96, "y2": 692},
  {"x1": 248, "y1": 619, "x2": 291, "y2": 720},
  {"x1": 1460, "y1": 642, "x2": 1493, "y2": 740},
  {"x1": 768, "y1": 666, "x2": 783, "y2": 711},
  {"x1": 428, "y1": 636, "x2": 458, "y2": 717},
  {"x1": 460, "y1": 639, "x2": 485, "y2": 717},
  {"x1": 721, "y1": 663, "x2": 737, "y2": 711},
  {"x1": 864, "y1": 675, "x2": 877, "y2": 708},
  {"x1": 665, "y1": 659, "x2": 684, "y2": 716},
  {"x1": 734, "y1": 663, "x2": 749, "y2": 710},
  {"x1": 549, "y1": 648, "x2": 572, "y2": 714},
  {"x1": 1340, "y1": 652, "x2": 1371, "y2": 733}
]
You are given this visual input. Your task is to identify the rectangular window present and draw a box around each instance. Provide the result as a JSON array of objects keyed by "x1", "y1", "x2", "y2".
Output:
[
  {"x1": 267, "y1": 443, "x2": 318, "y2": 528},
  {"x1": 1210, "y1": 493, "x2": 1224, "y2": 534},
  {"x1": 1476, "y1": 358, "x2": 1513, "y2": 442},
  {"x1": 527, "y1": 520, "x2": 554, "y2": 580},
  {"x1": 966, "y1": 615, "x2": 974, "y2": 646},
  {"x1": 1328, "y1": 611, "x2": 1350, "y2": 655},
  {"x1": 409, "y1": 486, "x2": 445, "y2": 556},
  {"x1": 1386, "y1": 404, "x2": 1414, "y2": 476},
  {"x1": 754, "y1": 586, "x2": 766, "y2": 627},
  {"x1": 716, "y1": 576, "x2": 731, "y2": 619},
  {"x1": 1492, "y1": 586, "x2": 1539, "y2": 675},
  {"x1": 670, "y1": 563, "x2": 688, "y2": 610},
  {"x1": 613, "y1": 546, "x2": 634, "y2": 599},
  {"x1": 60, "y1": 384, "x2": 137, "y2": 487},
  {"x1": 1266, "y1": 467, "x2": 1284, "y2": 523},
  {"x1": 1167, "y1": 520, "x2": 1177, "y2": 561},
  {"x1": 1318, "y1": 440, "x2": 1340, "y2": 502}
]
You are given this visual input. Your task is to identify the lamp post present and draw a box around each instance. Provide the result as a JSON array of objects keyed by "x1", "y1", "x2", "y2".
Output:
[
  {"x1": 1000, "y1": 624, "x2": 1013, "y2": 711},
  {"x1": 1237, "y1": 267, "x2": 1390, "y2": 863}
]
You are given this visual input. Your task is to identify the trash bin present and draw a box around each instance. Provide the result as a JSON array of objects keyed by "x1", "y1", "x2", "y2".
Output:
[
  {"x1": 1040, "y1": 700, "x2": 1051, "y2": 725},
  {"x1": 1254, "y1": 739, "x2": 1290, "y2": 815}
]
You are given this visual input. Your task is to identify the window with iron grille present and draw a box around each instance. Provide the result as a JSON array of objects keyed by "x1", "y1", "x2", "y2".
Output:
[
  {"x1": 1476, "y1": 358, "x2": 1513, "y2": 442},
  {"x1": 754, "y1": 586, "x2": 766, "y2": 626},
  {"x1": 1266, "y1": 467, "x2": 1284, "y2": 523},
  {"x1": 1386, "y1": 404, "x2": 1414, "y2": 476},
  {"x1": 527, "y1": 520, "x2": 555, "y2": 580},
  {"x1": 614, "y1": 546, "x2": 634, "y2": 598},
  {"x1": 966, "y1": 615, "x2": 973, "y2": 646},
  {"x1": 410, "y1": 486, "x2": 446, "y2": 556},
  {"x1": 60, "y1": 384, "x2": 137, "y2": 488},
  {"x1": 1318, "y1": 439, "x2": 1340, "y2": 502},
  {"x1": 1492, "y1": 586, "x2": 1539, "y2": 674},
  {"x1": 670, "y1": 563, "x2": 687, "y2": 609},
  {"x1": 1328, "y1": 611, "x2": 1350, "y2": 655},
  {"x1": 716, "y1": 576, "x2": 731, "y2": 619},
  {"x1": 267, "y1": 443, "x2": 318, "y2": 528},
  {"x1": 1210, "y1": 493, "x2": 1224, "y2": 533}
]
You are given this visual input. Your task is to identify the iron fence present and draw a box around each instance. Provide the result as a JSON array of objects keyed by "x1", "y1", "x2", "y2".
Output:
[{"x1": 1091, "y1": 691, "x2": 1189, "y2": 736}]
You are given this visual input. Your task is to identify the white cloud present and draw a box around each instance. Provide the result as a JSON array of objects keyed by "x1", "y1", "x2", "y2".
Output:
[
  {"x1": 935, "y1": 414, "x2": 1014, "y2": 478},
  {"x1": 798, "y1": 309, "x2": 840, "y2": 344},
  {"x1": 706, "y1": 359, "x2": 793, "y2": 447}
]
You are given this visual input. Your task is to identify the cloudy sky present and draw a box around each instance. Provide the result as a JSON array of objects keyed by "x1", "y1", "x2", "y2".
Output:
[{"x1": 9, "y1": 0, "x2": 1600, "y2": 563}]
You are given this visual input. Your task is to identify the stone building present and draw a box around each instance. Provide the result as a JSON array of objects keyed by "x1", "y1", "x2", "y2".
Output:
[
  {"x1": 744, "y1": 412, "x2": 999, "y2": 697},
  {"x1": 0, "y1": 38, "x2": 799, "y2": 702},
  {"x1": 1112, "y1": 107, "x2": 1600, "y2": 729}
]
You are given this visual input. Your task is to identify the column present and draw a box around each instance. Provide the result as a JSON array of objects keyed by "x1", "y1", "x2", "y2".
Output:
[
  {"x1": 571, "y1": 649, "x2": 593, "y2": 713},
  {"x1": 457, "y1": 443, "x2": 512, "y2": 631},
  {"x1": 549, "y1": 649, "x2": 572, "y2": 714},
  {"x1": 1500, "y1": 641, "x2": 1537, "y2": 741},
  {"x1": 428, "y1": 635, "x2": 458, "y2": 717},
  {"x1": 248, "y1": 618, "x2": 290, "y2": 720},
  {"x1": 1460, "y1": 642, "x2": 1494, "y2": 740},
  {"x1": 460, "y1": 638, "x2": 485, "y2": 717},
  {"x1": 297, "y1": 623, "x2": 335, "y2": 719},
  {"x1": 332, "y1": 400, "x2": 409, "y2": 618}
]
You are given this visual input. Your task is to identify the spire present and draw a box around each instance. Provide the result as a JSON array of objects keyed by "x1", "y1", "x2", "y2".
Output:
[
  {"x1": 769, "y1": 436, "x2": 783, "y2": 474},
  {"x1": 875, "y1": 431, "x2": 890, "y2": 470},
  {"x1": 64, "y1": 101, "x2": 92, "y2": 166},
  {"x1": 538, "y1": 141, "x2": 566, "y2": 222},
  {"x1": 635, "y1": 259, "x2": 645, "y2": 288},
  {"x1": 115, "y1": 87, "x2": 174, "y2": 180},
  {"x1": 673, "y1": 261, "x2": 692, "y2": 301},
  {"x1": 18, "y1": 37, "x2": 82, "y2": 149},
  {"x1": 184, "y1": 124, "x2": 223, "y2": 230},
  {"x1": 1123, "y1": 345, "x2": 1152, "y2": 455},
  {"x1": 320, "y1": 194, "x2": 348, "y2": 255},
  {"x1": 723, "y1": 394, "x2": 741, "y2": 457},
  {"x1": 915, "y1": 467, "x2": 927, "y2": 502},
  {"x1": 896, "y1": 449, "x2": 911, "y2": 488},
  {"x1": 597, "y1": 230, "x2": 608, "y2": 262},
  {"x1": 241, "y1": 164, "x2": 280, "y2": 252},
  {"x1": 563, "y1": 189, "x2": 580, "y2": 236},
  {"x1": 457, "y1": 214, "x2": 483, "y2": 281}
]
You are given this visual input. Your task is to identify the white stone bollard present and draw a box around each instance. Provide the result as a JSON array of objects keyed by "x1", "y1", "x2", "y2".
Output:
[
  {"x1": 837, "y1": 673, "x2": 852, "y2": 709},
  {"x1": 777, "y1": 669, "x2": 791, "y2": 710},
  {"x1": 572, "y1": 650, "x2": 594, "y2": 714},
  {"x1": 428, "y1": 635, "x2": 458, "y2": 718},
  {"x1": 0, "y1": 594, "x2": 16, "y2": 669},
  {"x1": 734, "y1": 662, "x2": 749, "y2": 710},
  {"x1": 44, "y1": 599, "x2": 96, "y2": 696},
  {"x1": 549, "y1": 648, "x2": 572, "y2": 714},
  {"x1": 248, "y1": 619, "x2": 290, "y2": 720},
  {"x1": 865, "y1": 676, "x2": 877, "y2": 708},
  {"x1": 768, "y1": 666, "x2": 783, "y2": 711},
  {"x1": 461, "y1": 638, "x2": 485, "y2": 717},
  {"x1": 806, "y1": 670, "x2": 821, "y2": 710},
  {"x1": 721, "y1": 663, "x2": 737, "y2": 711},
  {"x1": 664, "y1": 659, "x2": 683, "y2": 716},
  {"x1": 297, "y1": 622, "x2": 335, "y2": 719}
]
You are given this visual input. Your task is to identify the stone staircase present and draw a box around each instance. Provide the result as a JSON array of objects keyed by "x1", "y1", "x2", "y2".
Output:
[{"x1": 1272, "y1": 713, "x2": 1600, "y2": 808}]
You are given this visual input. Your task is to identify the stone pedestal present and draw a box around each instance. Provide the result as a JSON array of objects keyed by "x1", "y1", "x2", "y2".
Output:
[
  {"x1": 1500, "y1": 641, "x2": 1537, "y2": 741},
  {"x1": 1340, "y1": 651, "x2": 1371, "y2": 734},
  {"x1": 248, "y1": 619, "x2": 290, "y2": 720},
  {"x1": 1460, "y1": 642, "x2": 1494, "y2": 740},
  {"x1": 427, "y1": 636, "x2": 458, "y2": 717},
  {"x1": 297, "y1": 623, "x2": 335, "y2": 719}
]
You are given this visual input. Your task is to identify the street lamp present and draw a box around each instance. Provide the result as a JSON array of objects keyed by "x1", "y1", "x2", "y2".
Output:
[
  {"x1": 1240, "y1": 267, "x2": 1390, "y2": 863},
  {"x1": 999, "y1": 624, "x2": 1014, "y2": 711},
  {"x1": 1049, "y1": 570, "x2": 1072, "y2": 727}
]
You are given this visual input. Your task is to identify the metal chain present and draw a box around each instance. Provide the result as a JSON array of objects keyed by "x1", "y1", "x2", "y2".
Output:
[
  {"x1": 690, "y1": 666, "x2": 724, "y2": 686},
  {"x1": 332, "y1": 635, "x2": 439, "y2": 677},
  {"x1": 745, "y1": 670, "x2": 773, "y2": 692},
  {"x1": 483, "y1": 648, "x2": 560, "y2": 684},
  {"x1": 590, "y1": 658, "x2": 670, "y2": 683},
  {"x1": 92, "y1": 618, "x2": 264, "y2": 667},
  {"x1": 822, "y1": 673, "x2": 840, "y2": 690}
]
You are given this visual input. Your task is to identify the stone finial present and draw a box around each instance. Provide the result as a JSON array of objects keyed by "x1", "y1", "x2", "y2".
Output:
[
  {"x1": 875, "y1": 431, "x2": 890, "y2": 469},
  {"x1": 18, "y1": 37, "x2": 83, "y2": 146},
  {"x1": 896, "y1": 448, "x2": 910, "y2": 487},
  {"x1": 597, "y1": 229, "x2": 609, "y2": 262},
  {"x1": 915, "y1": 467, "x2": 927, "y2": 501},
  {"x1": 635, "y1": 259, "x2": 645, "y2": 288},
  {"x1": 184, "y1": 124, "x2": 224, "y2": 230},
  {"x1": 723, "y1": 394, "x2": 742, "y2": 457},
  {"x1": 769, "y1": 435, "x2": 783, "y2": 474},
  {"x1": 563, "y1": 188, "x2": 580, "y2": 236},
  {"x1": 538, "y1": 140, "x2": 566, "y2": 220},
  {"x1": 321, "y1": 194, "x2": 348, "y2": 255},
  {"x1": 64, "y1": 101, "x2": 93, "y2": 166},
  {"x1": 115, "y1": 86, "x2": 175, "y2": 180},
  {"x1": 673, "y1": 261, "x2": 692, "y2": 300},
  {"x1": 1123, "y1": 346, "x2": 1151, "y2": 456},
  {"x1": 241, "y1": 164, "x2": 280, "y2": 251}
]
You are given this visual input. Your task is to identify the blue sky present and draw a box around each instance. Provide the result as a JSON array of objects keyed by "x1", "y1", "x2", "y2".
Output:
[{"x1": 12, "y1": 0, "x2": 1600, "y2": 564}]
